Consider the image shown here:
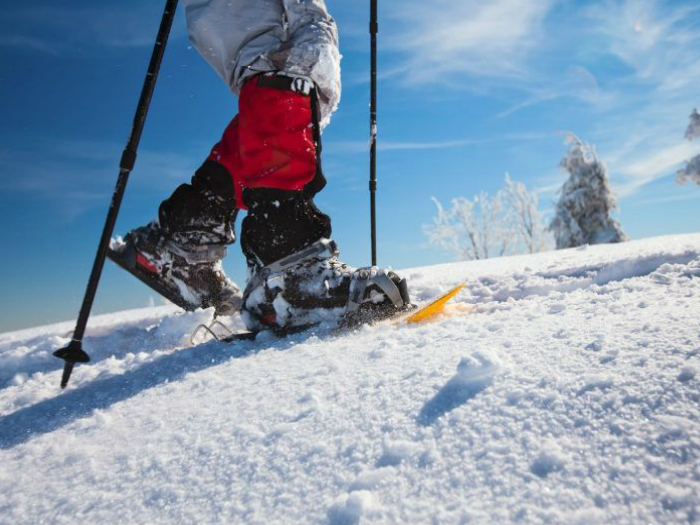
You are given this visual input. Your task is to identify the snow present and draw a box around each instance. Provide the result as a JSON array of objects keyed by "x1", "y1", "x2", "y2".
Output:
[{"x1": 2, "y1": 233, "x2": 700, "y2": 524}]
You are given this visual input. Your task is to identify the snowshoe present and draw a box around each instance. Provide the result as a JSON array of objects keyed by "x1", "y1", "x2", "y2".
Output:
[
  {"x1": 241, "y1": 238, "x2": 411, "y2": 331},
  {"x1": 108, "y1": 222, "x2": 242, "y2": 316}
]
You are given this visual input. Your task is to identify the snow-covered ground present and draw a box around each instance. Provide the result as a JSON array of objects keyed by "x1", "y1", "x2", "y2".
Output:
[{"x1": 1, "y1": 234, "x2": 699, "y2": 524}]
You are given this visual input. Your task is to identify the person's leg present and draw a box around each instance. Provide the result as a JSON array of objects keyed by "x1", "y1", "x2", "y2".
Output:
[
  {"x1": 109, "y1": 138, "x2": 242, "y2": 316},
  {"x1": 159, "y1": 160, "x2": 237, "y2": 246},
  {"x1": 232, "y1": 75, "x2": 409, "y2": 329},
  {"x1": 234, "y1": 76, "x2": 331, "y2": 270}
]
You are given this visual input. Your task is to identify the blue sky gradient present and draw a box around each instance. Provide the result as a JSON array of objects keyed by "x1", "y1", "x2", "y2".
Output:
[{"x1": 1, "y1": 0, "x2": 699, "y2": 332}]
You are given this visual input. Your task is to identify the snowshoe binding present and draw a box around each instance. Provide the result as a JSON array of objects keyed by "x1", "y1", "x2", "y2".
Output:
[
  {"x1": 108, "y1": 221, "x2": 242, "y2": 316},
  {"x1": 241, "y1": 238, "x2": 411, "y2": 331}
]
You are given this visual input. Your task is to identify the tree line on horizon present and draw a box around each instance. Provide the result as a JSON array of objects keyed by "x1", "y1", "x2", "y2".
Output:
[{"x1": 425, "y1": 109, "x2": 699, "y2": 261}]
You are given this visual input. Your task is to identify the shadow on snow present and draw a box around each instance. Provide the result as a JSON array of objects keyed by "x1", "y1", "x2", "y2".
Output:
[
  {"x1": 417, "y1": 373, "x2": 491, "y2": 426},
  {"x1": 0, "y1": 333, "x2": 308, "y2": 450},
  {"x1": 0, "y1": 315, "x2": 198, "y2": 391}
]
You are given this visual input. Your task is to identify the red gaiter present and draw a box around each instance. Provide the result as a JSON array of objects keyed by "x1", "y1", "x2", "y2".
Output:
[{"x1": 206, "y1": 77, "x2": 318, "y2": 210}]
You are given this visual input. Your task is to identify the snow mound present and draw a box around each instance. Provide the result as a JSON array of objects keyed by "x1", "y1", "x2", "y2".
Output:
[
  {"x1": 418, "y1": 352, "x2": 501, "y2": 426},
  {"x1": 1, "y1": 233, "x2": 700, "y2": 524}
]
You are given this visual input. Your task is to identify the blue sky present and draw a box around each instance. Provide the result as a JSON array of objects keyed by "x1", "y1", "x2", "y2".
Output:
[{"x1": 1, "y1": 0, "x2": 699, "y2": 332}]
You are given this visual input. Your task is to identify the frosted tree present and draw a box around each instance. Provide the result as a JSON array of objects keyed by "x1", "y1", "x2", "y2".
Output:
[
  {"x1": 685, "y1": 108, "x2": 700, "y2": 140},
  {"x1": 425, "y1": 191, "x2": 513, "y2": 261},
  {"x1": 549, "y1": 134, "x2": 627, "y2": 249},
  {"x1": 502, "y1": 174, "x2": 553, "y2": 254},
  {"x1": 677, "y1": 157, "x2": 700, "y2": 185},
  {"x1": 676, "y1": 109, "x2": 700, "y2": 185},
  {"x1": 425, "y1": 176, "x2": 551, "y2": 261}
]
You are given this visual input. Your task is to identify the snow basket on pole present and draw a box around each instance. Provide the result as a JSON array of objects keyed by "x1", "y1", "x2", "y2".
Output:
[{"x1": 53, "y1": 0, "x2": 179, "y2": 389}]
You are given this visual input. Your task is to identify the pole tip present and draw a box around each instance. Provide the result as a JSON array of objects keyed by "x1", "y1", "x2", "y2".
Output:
[{"x1": 54, "y1": 341, "x2": 90, "y2": 389}]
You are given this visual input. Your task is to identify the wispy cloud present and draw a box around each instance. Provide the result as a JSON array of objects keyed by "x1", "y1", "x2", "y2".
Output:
[
  {"x1": 569, "y1": 0, "x2": 700, "y2": 197},
  {"x1": 375, "y1": 0, "x2": 700, "y2": 201},
  {"x1": 385, "y1": 0, "x2": 557, "y2": 84},
  {"x1": 632, "y1": 189, "x2": 700, "y2": 206},
  {"x1": 585, "y1": 0, "x2": 700, "y2": 91},
  {"x1": 496, "y1": 65, "x2": 615, "y2": 118},
  {"x1": 327, "y1": 133, "x2": 550, "y2": 154},
  {"x1": 614, "y1": 141, "x2": 700, "y2": 197},
  {"x1": 328, "y1": 138, "x2": 477, "y2": 154},
  {"x1": 381, "y1": 139, "x2": 478, "y2": 151}
]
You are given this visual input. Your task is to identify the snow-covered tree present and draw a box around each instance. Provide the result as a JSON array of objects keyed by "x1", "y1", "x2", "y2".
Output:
[
  {"x1": 425, "y1": 176, "x2": 551, "y2": 261},
  {"x1": 676, "y1": 109, "x2": 700, "y2": 185},
  {"x1": 685, "y1": 108, "x2": 700, "y2": 140},
  {"x1": 502, "y1": 174, "x2": 552, "y2": 254},
  {"x1": 549, "y1": 134, "x2": 627, "y2": 249},
  {"x1": 676, "y1": 157, "x2": 700, "y2": 185},
  {"x1": 425, "y1": 192, "x2": 512, "y2": 261}
]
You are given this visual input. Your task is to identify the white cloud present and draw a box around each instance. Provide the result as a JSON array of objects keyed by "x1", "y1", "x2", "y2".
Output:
[
  {"x1": 612, "y1": 141, "x2": 700, "y2": 197},
  {"x1": 360, "y1": 0, "x2": 700, "y2": 201},
  {"x1": 327, "y1": 133, "x2": 549, "y2": 155},
  {"x1": 634, "y1": 189, "x2": 700, "y2": 205},
  {"x1": 553, "y1": 0, "x2": 700, "y2": 198},
  {"x1": 381, "y1": 139, "x2": 478, "y2": 151},
  {"x1": 328, "y1": 138, "x2": 477, "y2": 154},
  {"x1": 585, "y1": 0, "x2": 700, "y2": 91},
  {"x1": 496, "y1": 65, "x2": 614, "y2": 118},
  {"x1": 385, "y1": 0, "x2": 557, "y2": 83}
]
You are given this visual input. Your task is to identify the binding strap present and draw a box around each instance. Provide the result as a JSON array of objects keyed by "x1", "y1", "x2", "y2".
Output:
[
  {"x1": 243, "y1": 238, "x2": 338, "y2": 305},
  {"x1": 265, "y1": 238, "x2": 337, "y2": 274},
  {"x1": 347, "y1": 268, "x2": 407, "y2": 313},
  {"x1": 164, "y1": 240, "x2": 227, "y2": 264}
]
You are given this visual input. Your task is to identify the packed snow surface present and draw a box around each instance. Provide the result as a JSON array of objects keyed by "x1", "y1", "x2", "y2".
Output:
[{"x1": 1, "y1": 234, "x2": 700, "y2": 524}]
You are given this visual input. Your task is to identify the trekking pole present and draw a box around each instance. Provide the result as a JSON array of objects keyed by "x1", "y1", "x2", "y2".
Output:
[
  {"x1": 53, "y1": 0, "x2": 179, "y2": 389},
  {"x1": 369, "y1": 0, "x2": 378, "y2": 266}
]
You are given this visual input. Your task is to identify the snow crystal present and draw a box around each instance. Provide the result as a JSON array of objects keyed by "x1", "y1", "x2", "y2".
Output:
[
  {"x1": 677, "y1": 366, "x2": 696, "y2": 383},
  {"x1": 349, "y1": 467, "x2": 394, "y2": 491},
  {"x1": 530, "y1": 440, "x2": 567, "y2": 478},
  {"x1": 376, "y1": 440, "x2": 420, "y2": 468},
  {"x1": 327, "y1": 491, "x2": 378, "y2": 525}
]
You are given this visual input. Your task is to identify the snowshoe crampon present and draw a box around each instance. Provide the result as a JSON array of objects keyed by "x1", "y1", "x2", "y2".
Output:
[{"x1": 240, "y1": 239, "x2": 412, "y2": 332}]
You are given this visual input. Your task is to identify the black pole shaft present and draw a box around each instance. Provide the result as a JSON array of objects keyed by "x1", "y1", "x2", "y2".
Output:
[
  {"x1": 369, "y1": 0, "x2": 378, "y2": 266},
  {"x1": 54, "y1": 0, "x2": 179, "y2": 388}
]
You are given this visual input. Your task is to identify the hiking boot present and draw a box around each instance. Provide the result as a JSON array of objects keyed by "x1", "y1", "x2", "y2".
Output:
[
  {"x1": 108, "y1": 222, "x2": 242, "y2": 316},
  {"x1": 241, "y1": 238, "x2": 411, "y2": 331}
]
